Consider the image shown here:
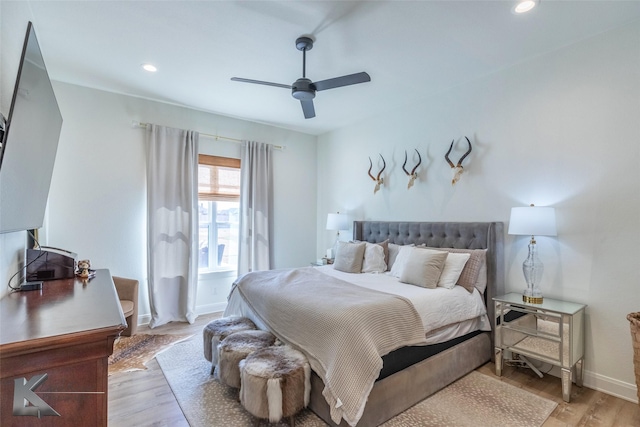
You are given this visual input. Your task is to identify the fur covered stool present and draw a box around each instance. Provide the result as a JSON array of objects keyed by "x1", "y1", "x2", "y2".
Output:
[
  {"x1": 239, "y1": 345, "x2": 311, "y2": 427},
  {"x1": 218, "y1": 330, "x2": 277, "y2": 388},
  {"x1": 203, "y1": 316, "x2": 256, "y2": 374}
]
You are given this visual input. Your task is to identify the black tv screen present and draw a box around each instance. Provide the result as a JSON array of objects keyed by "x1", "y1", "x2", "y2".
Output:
[{"x1": 0, "y1": 22, "x2": 63, "y2": 233}]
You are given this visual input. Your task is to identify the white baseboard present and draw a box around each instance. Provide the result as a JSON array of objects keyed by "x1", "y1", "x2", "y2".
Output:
[
  {"x1": 138, "y1": 313, "x2": 151, "y2": 326},
  {"x1": 584, "y1": 369, "x2": 638, "y2": 403},
  {"x1": 196, "y1": 302, "x2": 227, "y2": 316},
  {"x1": 137, "y1": 302, "x2": 227, "y2": 327},
  {"x1": 544, "y1": 365, "x2": 638, "y2": 403}
]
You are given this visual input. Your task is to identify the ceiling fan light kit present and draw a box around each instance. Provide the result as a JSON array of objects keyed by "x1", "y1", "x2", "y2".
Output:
[{"x1": 231, "y1": 35, "x2": 371, "y2": 119}]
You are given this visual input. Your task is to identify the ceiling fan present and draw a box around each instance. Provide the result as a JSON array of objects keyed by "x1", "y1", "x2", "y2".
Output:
[{"x1": 231, "y1": 36, "x2": 371, "y2": 119}]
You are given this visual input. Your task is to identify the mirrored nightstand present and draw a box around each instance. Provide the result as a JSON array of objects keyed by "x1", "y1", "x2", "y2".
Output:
[{"x1": 493, "y1": 293, "x2": 587, "y2": 402}]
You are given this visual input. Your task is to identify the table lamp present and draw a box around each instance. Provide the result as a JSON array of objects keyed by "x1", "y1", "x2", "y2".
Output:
[
  {"x1": 326, "y1": 212, "x2": 348, "y2": 259},
  {"x1": 508, "y1": 204, "x2": 557, "y2": 304}
]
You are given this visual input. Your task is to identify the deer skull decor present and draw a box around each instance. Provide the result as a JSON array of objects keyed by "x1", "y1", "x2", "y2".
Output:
[
  {"x1": 367, "y1": 154, "x2": 386, "y2": 194},
  {"x1": 444, "y1": 137, "x2": 472, "y2": 185},
  {"x1": 402, "y1": 149, "x2": 422, "y2": 189}
]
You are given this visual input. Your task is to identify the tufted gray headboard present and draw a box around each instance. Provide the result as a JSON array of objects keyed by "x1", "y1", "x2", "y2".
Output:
[{"x1": 353, "y1": 221, "x2": 505, "y2": 348}]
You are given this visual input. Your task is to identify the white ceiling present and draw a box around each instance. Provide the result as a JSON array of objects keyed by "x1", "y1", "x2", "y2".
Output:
[{"x1": 15, "y1": 1, "x2": 640, "y2": 136}]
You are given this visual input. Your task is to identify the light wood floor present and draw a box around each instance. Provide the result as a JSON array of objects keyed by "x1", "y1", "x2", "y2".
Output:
[{"x1": 108, "y1": 312, "x2": 640, "y2": 427}]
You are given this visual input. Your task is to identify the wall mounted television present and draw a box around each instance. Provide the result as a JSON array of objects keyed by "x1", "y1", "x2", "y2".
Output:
[{"x1": 0, "y1": 21, "x2": 63, "y2": 234}]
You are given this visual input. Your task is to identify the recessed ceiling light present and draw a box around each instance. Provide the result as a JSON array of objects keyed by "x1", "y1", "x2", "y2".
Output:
[
  {"x1": 142, "y1": 63, "x2": 157, "y2": 72},
  {"x1": 513, "y1": 0, "x2": 537, "y2": 14}
]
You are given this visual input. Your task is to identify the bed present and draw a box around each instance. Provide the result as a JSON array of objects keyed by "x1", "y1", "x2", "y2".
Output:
[{"x1": 224, "y1": 221, "x2": 504, "y2": 426}]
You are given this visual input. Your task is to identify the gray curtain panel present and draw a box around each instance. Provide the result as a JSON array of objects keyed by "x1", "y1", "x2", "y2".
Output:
[
  {"x1": 145, "y1": 124, "x2": 199, "y2": 328},
  {"x1": 238, "y1": 140, "x2": 273, "y2": 274}
]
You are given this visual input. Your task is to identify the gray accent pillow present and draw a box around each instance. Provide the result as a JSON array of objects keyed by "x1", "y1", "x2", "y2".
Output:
[
  {"x1": 425, "y1": 247, "x2": 487, "y2": 293},
  {"x1": 399, "y1": 249, "x2": 448, "y2": 288},
  {"x1": 333, "y1": 241, "x2": 366, "y2": 273},
  {"x1": 387, "y1": 243, "x2": 401, "y2": 271},
  {"x1": 378, "y1": 239, "x2": 390, "y2": 266}
]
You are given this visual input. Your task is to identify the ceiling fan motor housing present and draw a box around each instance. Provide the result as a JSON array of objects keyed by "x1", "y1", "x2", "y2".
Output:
[{"x1": 292, "y1": 78, "x2": 316, "y2": 100}]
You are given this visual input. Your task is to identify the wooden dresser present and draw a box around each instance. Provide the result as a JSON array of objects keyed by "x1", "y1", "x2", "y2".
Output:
[{"x1": 0, "y1": 269, "x2": 126, "y2": 426}]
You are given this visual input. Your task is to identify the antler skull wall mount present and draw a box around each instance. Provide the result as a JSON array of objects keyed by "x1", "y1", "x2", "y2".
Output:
[
  {"x1": 402, "y1": 149, "x2": 422, "y2": 189},
  {"x1": 365, "y1": 138, "x2": 472, "y2": 193},
  {"x1": 444, "y1": 137, "x2": 472, "y2": 185},
  {"x1": 367, "y1": 154, "x2": 386, "y2": 194}
]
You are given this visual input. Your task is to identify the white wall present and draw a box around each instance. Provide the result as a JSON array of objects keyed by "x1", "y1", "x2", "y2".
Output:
[
  {"x1": 43, "y1": 82, "x2": 317, "y2": 322},
  {"x1": 317, "y1": 22, "x2": 640, "y2": 402}
]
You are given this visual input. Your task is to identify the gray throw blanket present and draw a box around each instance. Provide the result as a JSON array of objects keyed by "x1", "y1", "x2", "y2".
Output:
[{"x1": 232, "y1": 267, "x2": 427, "y2": 426}]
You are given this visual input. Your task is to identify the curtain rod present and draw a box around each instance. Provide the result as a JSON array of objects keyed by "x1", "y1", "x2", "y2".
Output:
[{"x1": 131, "y1": 121, "x2": 284, "y2": 150}]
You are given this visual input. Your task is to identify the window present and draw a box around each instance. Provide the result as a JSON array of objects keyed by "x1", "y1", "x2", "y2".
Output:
[{"x1": 198, "y1": 155, "x2": 240, "y2": 271}]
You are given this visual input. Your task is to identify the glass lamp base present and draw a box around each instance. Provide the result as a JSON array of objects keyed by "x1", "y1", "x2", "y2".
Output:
[{"x1": 522, "y1": 238, "x2": 544, "y2": 304}]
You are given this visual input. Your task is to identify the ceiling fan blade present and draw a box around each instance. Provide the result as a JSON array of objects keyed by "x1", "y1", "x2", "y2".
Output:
[
  {"x1": 231, "y1": 77, "x2": 292, "y2": 89},
  {"x1": 313, "y1": 72, "x2": 371, "y2": 91},
  {"x1": 300, "y1": 100, "x2": 315, "y2": 119}
]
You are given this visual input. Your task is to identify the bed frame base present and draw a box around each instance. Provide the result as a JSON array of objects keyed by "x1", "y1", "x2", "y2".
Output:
[{"x1": 309, "y1": 332, "x2": 492, "y2": 427}]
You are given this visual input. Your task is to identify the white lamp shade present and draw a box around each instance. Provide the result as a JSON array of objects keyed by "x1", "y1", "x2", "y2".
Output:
[
  {"x1": 326, "y1": 213, "x2": 348, "y2": 231},
  {"x1": 508, "y1": 206, "x2": 557, "y2": 236}
]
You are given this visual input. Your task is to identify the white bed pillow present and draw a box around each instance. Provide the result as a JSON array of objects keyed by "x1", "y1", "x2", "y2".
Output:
[
  {"x1": 333, "y1": 241, "x2": 366, "y2": 273},
  {"x1": 361, "y1": 242, "x2": 387, "y2": 273},
  {"x1": 436, "y1": 252, "x2": 471, "y2": 289},
  {"x1": 399, "y1": 249, "x2": 448, "y2": 288},
  {"x1": 389, "y1": 245, "x2": 415, "y2": 277}
]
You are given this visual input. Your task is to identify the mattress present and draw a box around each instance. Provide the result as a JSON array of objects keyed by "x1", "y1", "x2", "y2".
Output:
[{"x1": 378, "y1": 330, "x2": 484, "y2": 381}]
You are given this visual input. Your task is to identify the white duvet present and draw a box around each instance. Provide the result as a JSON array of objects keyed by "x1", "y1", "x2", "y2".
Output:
[{"x1": 315, "y1": 265, "x2": 491, "y2": 337}]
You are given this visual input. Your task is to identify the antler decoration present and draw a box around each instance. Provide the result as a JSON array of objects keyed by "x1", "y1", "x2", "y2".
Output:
[
  {"x1": 444, "y1": 137, "x2": 472, "y2": 185},
  {"x1": 402, "y1": 149, "x2": 422, "y2": 189},
  {"x1": 367, "y1": 154, "x2": 386, "y2": 194}
]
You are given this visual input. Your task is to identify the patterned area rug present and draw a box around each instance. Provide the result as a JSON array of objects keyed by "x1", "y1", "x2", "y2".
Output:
[
  {"x1": 157, "y1": 337, "x2": 557, "y2": 427},
  {"x1": 109, "y1": 333, "x2": 193, "y2": 375}
]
